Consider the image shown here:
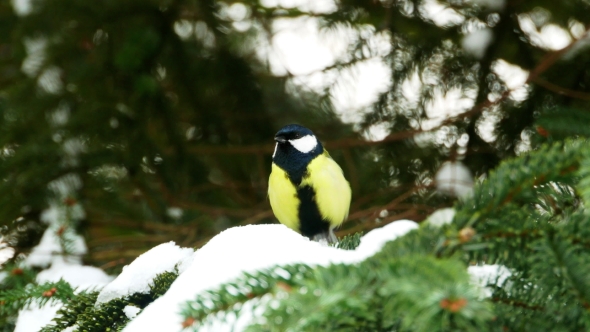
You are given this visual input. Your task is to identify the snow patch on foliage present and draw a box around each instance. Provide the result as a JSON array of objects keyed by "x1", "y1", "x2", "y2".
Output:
[
  {"x1": 24, "y1": 204, "x2": 87, "y2": 268},
  {"x1": 426, "y1": 208, "x2": 456, "y2": 227},
  {"x1": 462, "y1": 28, "x2": 493, "y2": 59},
  {"x1": 124, "y1": 305, "x2": 141, "y2": 319},
  {"x1": 15, "y1": 304, "x2": 61, "y2": 332},
  {"x1": 39, "y1": 257, "x2": 113, "y2": 290},
  {"x1": 23, "y1": 227, "x2": 87, "y2": 268},
  {"x1": 355, "y1": 220, "x2": 419, "y2": 255},
  {"x1": 15, "y1": 259, "x2": 112, "y2": 332},
  {"x1": 63, "y1": 325, "x2": 77, "y2": 332},
  {"x1": 0, "y1": 237, "x2": 15, "y2": 267},
  {"x1": 96, "y1": 242, "x2": 194, "y2": 304},
  {"x1": 123, "y1": 221, "x2": 419, "y2": 332},
  {"x1": 468, "y1": 264, "x2": 512, "y2": 297}
]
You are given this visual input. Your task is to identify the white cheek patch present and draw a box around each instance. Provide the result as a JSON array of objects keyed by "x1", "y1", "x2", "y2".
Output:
[
  {"x1": 289, "y1": 135, "x2": 318, "y2": 153},
  {"x1": 272, "y1": 143, "x2": 278, "y2": 158}
]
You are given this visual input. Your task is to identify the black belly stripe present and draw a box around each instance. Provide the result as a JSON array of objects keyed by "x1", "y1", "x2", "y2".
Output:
[{"x1": 297, "y1": 185, "x2": 331, "y2": 238}]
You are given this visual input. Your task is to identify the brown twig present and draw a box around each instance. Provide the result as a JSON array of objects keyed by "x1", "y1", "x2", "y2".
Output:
[
  {"x1": 99, "y1": 258, "x2": 128, "y2": 270},
  {"x1": 531, "y1": 78, "x2": 590, "y2": 101},
  {"x1": 347, "y1": 186, "x2": 422, "y2": 221}
]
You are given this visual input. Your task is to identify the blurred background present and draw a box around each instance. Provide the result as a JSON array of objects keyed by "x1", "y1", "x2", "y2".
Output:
[{"x1": 0, "y1": 0, "x2": 589, "y2": 273}]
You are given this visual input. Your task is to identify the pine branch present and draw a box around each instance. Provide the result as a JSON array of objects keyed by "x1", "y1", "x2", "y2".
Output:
[
  {"x1": 38, "y1": 270, "x2": 179, "y2": 332},
  {"x1": 335, "y1": 232, "x2": 362, "y2": 250},
  {"x1": 0, "y1": 264, "x2": 36, "y2": 292},
  {"x1": 182, "y1": 224, "x2": 492, "y2": 332},
  {"x1": 452, "y1": 140, "x2": 584, "y2": 231},
  {"x1": 39, "y1": 291, "x2": 99, "y2": 332},
  {"x1": 181, "y1": 264, "x2": 315, "y2": 329},
  {"x1": 536, "y1": 108, "x2": 590, "y2": 138},
  {"x1": 0, "y1": 280, "x2": 75, "y2": 316},
  {"x1": 532, "y1": 78, "x2": 590, "y2": 101}
]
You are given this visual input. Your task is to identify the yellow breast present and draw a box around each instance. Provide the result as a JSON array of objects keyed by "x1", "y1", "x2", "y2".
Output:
[
  {"x1": 268, "y1": 163, "x2": 300, "y2": 232},
  {"x1": 301, "y1": 154, "x2": 351, "y2": 227},
  {"x1": 268, "y1": 152, "x2": 351, "y2": 233}
]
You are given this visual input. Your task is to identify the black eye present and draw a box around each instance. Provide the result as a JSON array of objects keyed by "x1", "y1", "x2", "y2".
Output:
[{"x1": 293, "y1": 134, "x2": 301, "y2": 139}]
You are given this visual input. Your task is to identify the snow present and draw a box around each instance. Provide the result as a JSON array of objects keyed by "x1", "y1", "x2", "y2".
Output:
[
  {"x1": 14, "y1": 304, "x2": 62, "y2": 332},
  {"x1": 420, "y1": 0, "x2": 465, "y2": 27},
  {"x1": 518, "y1": 14, "x2": 572, "y2": 51},
  {"x1": 468, "y1": 264, "x2": 512, "y2": 298},
  {"x1": 362, "y1": 122, "x2": 391, "y2": 142},
  {"x1": 167, "y1": 207, "x2": 184, "y2": 219},
  {"x1": 14, "y1": 258, "x2": 112, "y2": 332},
  {"x1": 23, "y1": 204, "x2": 87, "y2": 268},
  {"x1": 21, "y1": 37, "x2": 47, "y2": 77},
  {"x1": 426, "y1": 208, "x2": 456, "y2": 227},
  {"x1": 123, "y1": 221, "x2": 419, "y2": 332},
  {"x1": 63, "y1": 325, "x2": 77, "y2": 332},
  {"x1": 124, "y1": 305, "x2": 141, "y2": 319},
  {"x1": 37, "y1": 257, "x2": 113, "y2": 290},
  {"x1": 23, "y1": 225, "x2": 87, "y2": 268},
  {"x1": 12, "y1": 214, "x2": 509, "y2": 332},
  {"x1": 11, "y1": 0, "x2": 32, "y2": 16},
  {"x1": 0, "y1": 241, "x2": 15, "y2": 267},
  {"x1": 492, "y1": 59, "x2": 529, "y2": 102},
  {"x1": 435, "y1": 161, "x2": 474, "y2": 198},
  {"x1": 354, "y1": 220, "x2": 419, "y2": 256},
  {"x1": 260, "y1": 0, "x2": 337, "y2": 14},
  {"x1": 96, "y1": 242, "x2": 194, "y2": 304},
  {"x1": 423, "y1": 87, "x2": 477, "y2": 131},
  {"x1": 462, "y1": 28, "x2": 493, "y2": 59},
  {"x1": 15, "y1": 201, "x2": 112, "y2": 332}
]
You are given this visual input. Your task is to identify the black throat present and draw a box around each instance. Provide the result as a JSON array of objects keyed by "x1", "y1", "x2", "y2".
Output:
[{"x1": 272, "y1": 142, "x2": 323, "y2": 185}]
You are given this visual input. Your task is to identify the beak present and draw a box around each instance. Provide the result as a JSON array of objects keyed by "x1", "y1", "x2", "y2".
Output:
[{"x1": 274, "y1": 136, "x2": 287, "y2": 143}]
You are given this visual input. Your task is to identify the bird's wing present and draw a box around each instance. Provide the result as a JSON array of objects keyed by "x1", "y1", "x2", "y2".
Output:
[
  {"x1": 268, "y1": 163, "x2": 300, "y2": 232},
  {"x1": 302, "y1": 152, "x2": 351, "y2": 228}
]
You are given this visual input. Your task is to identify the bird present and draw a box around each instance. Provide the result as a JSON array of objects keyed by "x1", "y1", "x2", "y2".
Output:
[{"x1": 268, "y1": 124, "x2": 351, "y2": 243}]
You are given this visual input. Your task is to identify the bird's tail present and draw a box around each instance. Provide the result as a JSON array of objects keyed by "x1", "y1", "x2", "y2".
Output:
[{"x1": 312, "y1": 229, "x2": 338, "y2": 245}]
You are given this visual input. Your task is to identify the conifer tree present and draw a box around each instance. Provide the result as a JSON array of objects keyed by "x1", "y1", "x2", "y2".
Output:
[{"x1": 1, "y1": 0, "x2": 590, "y2": 330}]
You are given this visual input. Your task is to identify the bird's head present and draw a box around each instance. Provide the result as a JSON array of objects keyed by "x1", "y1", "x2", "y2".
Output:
[{"x1": 272, "y1": 124, "x2": 323, "y2": 171}]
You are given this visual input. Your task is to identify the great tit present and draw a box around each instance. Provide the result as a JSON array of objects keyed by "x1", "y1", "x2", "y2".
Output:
[{"x1": 268, "y1": 124, "x2": 351, "y2": 243}]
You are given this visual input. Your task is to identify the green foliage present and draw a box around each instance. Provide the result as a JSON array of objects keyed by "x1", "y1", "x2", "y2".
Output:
[
  {"x1": 180, "y1": 139, "x2": 590, "y2": 331},
  {"x1": 39, "y1": 291, "x2": 99, "y2": 332},
  {"x1": 335, "y1": 232, "x2": 362, "y2": 250},
  {"x1": 2, "y1": 0, "x2": 590, "y2": 330},
  {"x1": 0, "y1": 264, "x2": 36, "y2": 292},
  {"x1": 446, "y1": 139, "x2": 590, "y2": 331},
  {"x1": 39, "y1": 270, "x2": 178, "y2": 332},
  {"x1": 181, "y1": 265, "x2": 315, "y2": 329},
  {"x1": 536, "y1": 108, "x2": 590, "y2": 139},
  {"x1": 0, "y1": 264, "x2": 38, "y2": 331},
  {"x1": 2, "y1": 0, "x2": 589, "y2": 271},
  {"x1": 73, "y1": 295, "x2": 147, "y2": 332},
  {"x1": 452, "y1": 140, "x2": 582, "y2": 231},
  {"x1": 245, "y1": 256, "x2": 492, "y2": 332},
  {"x1": 0, "y1": 279, "x2": 75, "y2": 316},
  {"x1": 182, "y1": 247, "x2": 491, "y2": 331},
  {"x1": 149, "y1": 270, "x2": 179, "y2": 299}
]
